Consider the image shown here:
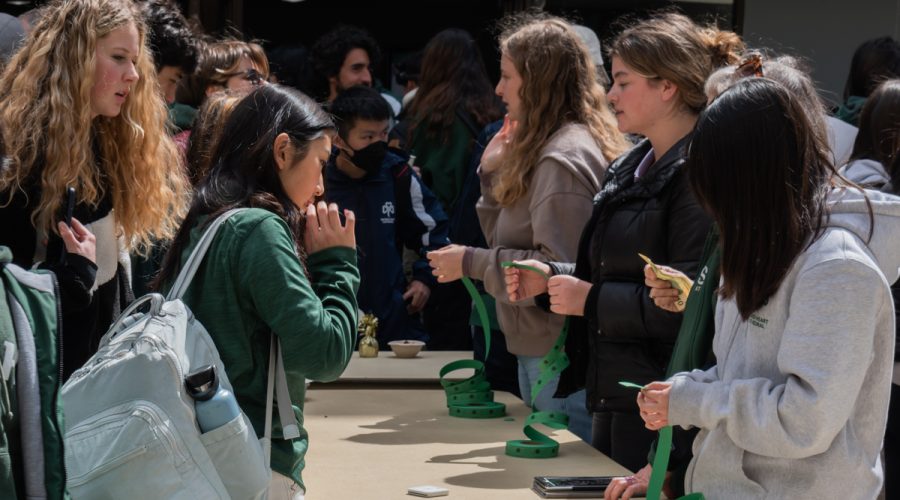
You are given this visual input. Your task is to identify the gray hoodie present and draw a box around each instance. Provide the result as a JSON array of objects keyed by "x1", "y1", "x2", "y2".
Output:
[
  {"x1": 668, "y1": 188, "x2": 900, "y2": 499},
  {"x1": 840, "y1": 158, "x2": 890, "y2": 189}
]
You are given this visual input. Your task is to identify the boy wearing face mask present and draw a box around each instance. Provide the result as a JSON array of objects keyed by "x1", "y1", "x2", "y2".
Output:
[{"x1": 325, "y1": 85, "x2": 450, "y2": 346}]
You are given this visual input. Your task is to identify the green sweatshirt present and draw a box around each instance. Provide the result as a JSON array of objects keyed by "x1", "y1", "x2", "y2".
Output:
[
  {"x1": 174, "y1": 208, "x2": 359, "y2": 490},
  {"x1": 408, "y1": 116, "x2": 475, "y2": 211}
]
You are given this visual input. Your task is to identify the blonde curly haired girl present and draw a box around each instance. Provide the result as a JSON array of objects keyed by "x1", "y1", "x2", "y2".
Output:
[{"x1": 0, "y1": 0, "x2": 188, "y2": 378}]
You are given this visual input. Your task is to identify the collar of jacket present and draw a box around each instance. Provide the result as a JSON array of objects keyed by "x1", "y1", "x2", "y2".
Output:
[{"x1": 593, "y1": 134, "x2": 691, "y2": 208}]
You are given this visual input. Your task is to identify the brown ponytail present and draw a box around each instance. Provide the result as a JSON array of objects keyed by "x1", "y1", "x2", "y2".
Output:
[
  {"x1": 700, "y1": 27, "x2": 744, "y2": 68},
  {"x1": 610, "y1": 12, "x2": 744, "y2": 114}
]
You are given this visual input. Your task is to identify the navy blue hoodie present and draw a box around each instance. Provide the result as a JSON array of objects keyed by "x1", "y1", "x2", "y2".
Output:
[{"x1": 324, "y1": 148, "x2": 450, "y2": 345}]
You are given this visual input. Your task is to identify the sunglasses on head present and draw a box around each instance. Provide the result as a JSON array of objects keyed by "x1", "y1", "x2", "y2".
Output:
[{"x1": 735, "y1": 53, "x2": 764, "y2": 78}]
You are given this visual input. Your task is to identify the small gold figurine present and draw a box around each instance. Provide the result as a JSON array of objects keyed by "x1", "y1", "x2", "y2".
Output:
[{"x1": 358, "y1": 313, "x2": 379, "y2": 357}]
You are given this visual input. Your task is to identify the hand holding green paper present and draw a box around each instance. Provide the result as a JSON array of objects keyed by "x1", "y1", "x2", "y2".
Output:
[{"x1": 503, "y1": 260, "x2": 551, "y2": 302}]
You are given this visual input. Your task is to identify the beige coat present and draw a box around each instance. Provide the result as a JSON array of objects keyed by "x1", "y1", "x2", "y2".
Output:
[{"x1": 468, "y1": 123, "x2": 609, "y2": 356}]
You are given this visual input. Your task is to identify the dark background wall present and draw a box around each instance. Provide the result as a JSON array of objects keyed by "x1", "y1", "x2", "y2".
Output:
[
  {"x1": 169, "y1": 0, "x2": 735, "y2": 93},
  {"x1": 0, "y1": 0, "x2": 736, "y2": 94}
]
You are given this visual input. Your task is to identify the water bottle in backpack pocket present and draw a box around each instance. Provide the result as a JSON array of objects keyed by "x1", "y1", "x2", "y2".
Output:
[{"x1": 185, "y1": 365, "x2": 240, "y2": 433}]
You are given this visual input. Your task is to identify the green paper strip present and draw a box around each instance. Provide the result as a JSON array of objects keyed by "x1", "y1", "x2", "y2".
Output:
[
  {"x1": 618, "y1": 382, "x2": 705, "y2": 500},
  {"x1": 440, "y1": 359, "x2": 506, "y2": 419},
  {"x1": 528, "y1": 318, "x2": 570, "y2": 408},
  {"x1": 500, "y1": 260, "x2": 550, "y2": 280},
  {"x1": 505, "y1": 410, "x2": 569, "y2": 458},
  {"x1": 462, "y1": 277, "x2": 491, "y2": 360},
  {"x1": 439, "y1": 279, "x2": 503, "y2": 420},
  {"x1": 448, "y1": 401, "x2": 508, "y2": 419},
  {"x1": 647, "y1": 426, "x2": 672, "y2": 500}
]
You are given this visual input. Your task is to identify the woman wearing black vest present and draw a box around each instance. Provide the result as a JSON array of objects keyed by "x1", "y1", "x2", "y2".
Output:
[{"x1": 504, "y1": 13, "x2": 742, "y2": 472}]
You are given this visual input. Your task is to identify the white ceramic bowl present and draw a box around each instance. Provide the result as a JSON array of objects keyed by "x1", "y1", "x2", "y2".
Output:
[{"x1": 388, "y1": 340, "x2": 425, "y2": 358}]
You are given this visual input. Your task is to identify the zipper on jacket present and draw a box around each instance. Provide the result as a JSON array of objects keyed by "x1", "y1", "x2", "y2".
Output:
[{"x1": 50, "y1": 272, "x2": 67, "y2": 496}]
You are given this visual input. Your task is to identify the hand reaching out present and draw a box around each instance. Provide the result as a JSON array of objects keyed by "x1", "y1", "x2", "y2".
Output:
[{"x1": 427, "y1": 244, "x2": 467, "y2": 283}]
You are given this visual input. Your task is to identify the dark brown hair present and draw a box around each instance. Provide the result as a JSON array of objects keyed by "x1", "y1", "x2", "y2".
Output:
[
  {"x1": 852, "y1": 79, "x2": 900, "y2": 189},
  {"x1": 843, "y1": 36, "x2": 900, "y2": 100},
  {"x1": 688, "y1": 78, "x2": 834, "y2": 319},
  {"x1": 406, "y1": 28, "x2": 502, "y2": 142}
]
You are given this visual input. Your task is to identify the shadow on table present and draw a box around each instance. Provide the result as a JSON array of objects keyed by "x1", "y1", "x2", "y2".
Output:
[{"x1": 344, "y1": 412, "x2": 524, "y2": 446}]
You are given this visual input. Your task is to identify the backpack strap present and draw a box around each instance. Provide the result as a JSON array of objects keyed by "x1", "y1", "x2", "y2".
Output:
[
  {"x1": 263, "y1": 337, "x2": 276, "y2": 468},
  {"x1": 165, "y1": 208, "x2": 301, "y2": 454},
  {"x1": 166, "y1": 208, "x2": 247, "y2": 301},
  {"x1": 8, "y1": 287, "x2": 45, "y2": 498}
]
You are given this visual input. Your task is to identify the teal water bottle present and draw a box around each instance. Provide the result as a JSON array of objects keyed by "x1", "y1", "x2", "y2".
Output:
[{"x1": 184, "y1": 365, "x2": 240, "y2": 433}]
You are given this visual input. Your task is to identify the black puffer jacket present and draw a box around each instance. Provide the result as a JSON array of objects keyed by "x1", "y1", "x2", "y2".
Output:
[{"x1": 553, "y1": 136, "x2": 711, "y2": 412}]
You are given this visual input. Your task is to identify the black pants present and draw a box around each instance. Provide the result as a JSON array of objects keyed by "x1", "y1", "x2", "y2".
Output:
[
  {"x1": 886, "y1": 383, "x2": 900, "y2": 500},
  {"x1": 591, "y1": 410, "x2": 658, "y2": 473},
  {"x1": 422, "y1": 281, "x2": 473, "y2": 351}
]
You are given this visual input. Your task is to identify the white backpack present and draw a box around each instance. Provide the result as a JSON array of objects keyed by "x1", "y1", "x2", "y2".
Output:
[{"x1": 61, "y1": 209, "x2": 301, "y2": 499}]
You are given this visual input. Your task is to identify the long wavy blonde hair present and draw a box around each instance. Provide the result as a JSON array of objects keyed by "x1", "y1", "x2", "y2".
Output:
[
  {"x1": 493, "y1": 15, "x2": 630, "y2": 206},
  {"x1": 0, "y1": 0, "x2": 188, "y2": 254}
]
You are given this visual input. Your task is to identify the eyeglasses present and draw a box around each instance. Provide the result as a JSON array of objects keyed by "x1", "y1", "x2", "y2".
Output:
[
  {"x1": 221, "y1": 67, "x2": 267, "y2": 87},
  {"x1": 241, "y1": 68, "x2": 266, "y2": 86},
  {"x1": 735, "y1": 53, "x2": 764, "y2": 78}
]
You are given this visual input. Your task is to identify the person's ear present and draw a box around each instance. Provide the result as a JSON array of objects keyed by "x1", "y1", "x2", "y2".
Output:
[
  {"x1": 659, "y1": 79, "x2": 679, "y2": 102},
  {"x1": 333, "y1": 133, "x2": 348, "y2": 150},
  {"x1": 273, "y1": 132, "x2": 292, "y2": 171},
  {"x1": 328, "y1": 75, "x2": 339, "y2": 94}
]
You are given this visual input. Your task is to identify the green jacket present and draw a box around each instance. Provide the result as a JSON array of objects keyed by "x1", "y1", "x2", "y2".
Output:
[
  {"x1": 835, "y1": 95, "x2": 867, "y2": 127},
  {"x1": 665, "y1": 228, "x2": 721, "y2": 377},
  {"x1": 168, "y1": 102, "x2": 197, "y2": 133},
  {"x1": 172, "y1": 209, "x2": 359, "y2": 490},
  {"x1": 408, "y1": 116, "x2": 476, "y2": 212},
  {"x1": 0, "y1": 246, "x2": 67, "y2": 500}
]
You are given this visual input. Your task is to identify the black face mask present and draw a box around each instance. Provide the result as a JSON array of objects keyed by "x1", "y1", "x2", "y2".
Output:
[{"x1": 344, "y1": 140, "x2": 388, "y2": 175}]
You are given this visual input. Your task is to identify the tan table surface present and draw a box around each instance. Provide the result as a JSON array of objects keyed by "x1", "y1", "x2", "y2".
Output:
[
  {"x1": 302, "y1": 384, "x2": 632, "y2": 499},
  {"x1": 337, "y1": 351, "x2": 475, "y2": 382}
]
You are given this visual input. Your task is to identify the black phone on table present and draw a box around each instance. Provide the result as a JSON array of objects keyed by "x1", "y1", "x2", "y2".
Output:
[{"x1": 532, "y1": 476, "x2": 616, "y2": 498}]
